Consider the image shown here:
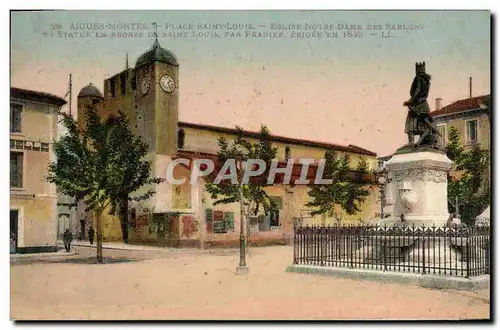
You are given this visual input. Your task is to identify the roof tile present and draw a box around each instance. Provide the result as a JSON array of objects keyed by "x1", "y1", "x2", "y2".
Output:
[{"x1": 430, "y1": 94, "x2": 490, "y2": 117}]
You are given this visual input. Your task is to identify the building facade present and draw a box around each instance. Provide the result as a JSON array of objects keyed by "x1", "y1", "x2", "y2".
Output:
[
  {"x1": 76, "y1": 39, "x2": 380, "y2": 247},
  {"x1": 430, "y1": 94, "x2": 491, "y2": 225},
  {"x1": 372, "y1": 95, "x2": 491, "y2": 226},
  {"x1": 10, "y1": 88, "x2": 66, "y2": 253},
  {"x1": 430, "y1": 95, "x2": 491, "y2": 151}
]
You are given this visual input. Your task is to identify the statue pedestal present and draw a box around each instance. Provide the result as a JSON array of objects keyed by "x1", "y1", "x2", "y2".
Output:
[{"x1": 385, "y1": 151, "x2": 453, "y2": 227}]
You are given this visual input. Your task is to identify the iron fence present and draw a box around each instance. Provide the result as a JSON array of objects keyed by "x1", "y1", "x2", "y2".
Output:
[{"x1": 293, "y1": 225, "x2": 490, "y2": 278}]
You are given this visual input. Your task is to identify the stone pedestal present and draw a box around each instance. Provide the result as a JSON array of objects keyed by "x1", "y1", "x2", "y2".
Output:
[
  {"x1": 236, "y1": 265, "x2": 249, "y2": 275},
  {"x1": 385, "y1": 151, "x2": 453, "y2": 227}
]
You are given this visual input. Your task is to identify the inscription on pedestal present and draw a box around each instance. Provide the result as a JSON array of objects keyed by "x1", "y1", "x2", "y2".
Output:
[
  {"x1": 392, "y1": 168, "x2": 447, "y2": 183},
  {"x1": 385, "y1": 151, "x2": 453, "y2": 227}
]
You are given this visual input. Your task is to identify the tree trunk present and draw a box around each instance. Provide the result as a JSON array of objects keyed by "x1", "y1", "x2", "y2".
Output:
[
  {"x1": 120, "y1": 195, "x2": 129, "y2": 244},
  {"x1": 96, "y1": 210, "x2": 103, "y2": 263}
]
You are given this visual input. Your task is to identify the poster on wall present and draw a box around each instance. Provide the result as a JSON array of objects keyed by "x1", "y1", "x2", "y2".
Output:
[
  {"x1": 224, "y1": 212, "x2": 235, "y2": 231},
  {"x1": 181, "y1": 215, "x2": 198, "y2": 238},
  {"x1": 205, "y1": 208, "x2": 213, "y2": 233},
  {"x1": 213, "y1": 221, "x2": 226, "y2": 234},
  {"x1": 213, "y1": 210, "x2": 226, "y2": 233},
  {"x1": 249, "y1": 216, "x2": 259, "y2": 235}
]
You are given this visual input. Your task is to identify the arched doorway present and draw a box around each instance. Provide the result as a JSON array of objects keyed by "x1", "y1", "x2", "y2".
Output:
[{"x1": 58, "y1": 214, "x2": 70, "y2": 238}]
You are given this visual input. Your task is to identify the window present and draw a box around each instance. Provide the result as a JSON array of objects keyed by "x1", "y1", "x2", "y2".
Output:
[
  {"x1": 285, "y1": 146, "x2": 291, "y2": 161},
  {"x1": 130, "y1": 208, "x2": 137, "y2": 228},
  {"x1": 10, "y1": 152, "x2": 23, "y2": 188},
  {"x1": 269, "y1": 196, "x2": 282, "y2": 227},
  {"x1": 10, "y1": 103, "x2": 22, "y2": 133},
  {"x1": 110, "y1": 79, "x2": 116, "y2": 98},
  {"x1": 177, "y1": 129, "x2": 185, "y2": 149},
  {"x1": 269, "y1": 209, "x2": 280, "y2": 227},
  {"x1": 466, "y1": 119, "x2": 478, "y2": 144},
  {"x1": 120, "y1": 73, "x2": 126, "y2": 95},
  {"x1": 223, "y1": 212, "x2": 235, "y2": 231},
  {"x1": 355, "y1": 168, "x2": 365, "y2": 183},
  {"x1": 436, "y1": 124, "x2": 446, "y2": 148},
  {"x1": 257, "y1": 197, "x2": 282, "y2": 231},
  {"x1": 131, "y1": 76, "x2": 136, "y2": 91}
]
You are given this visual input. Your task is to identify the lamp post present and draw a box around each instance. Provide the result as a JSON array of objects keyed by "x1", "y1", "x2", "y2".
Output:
[
  {"x1": 236, "y1": 182, "x2": 249, "y2": 275},
  {"x1": 374, "y1": 167, "x2": 391, "y2": 221}
]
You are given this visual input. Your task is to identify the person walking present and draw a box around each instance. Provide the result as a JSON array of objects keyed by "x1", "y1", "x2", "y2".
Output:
[
  {"x1": 88, "y1": 225, "x2": 95, "y2": 245},
  {"x1": 63, "y1": 228, "x2": 73, "y2": 252}
]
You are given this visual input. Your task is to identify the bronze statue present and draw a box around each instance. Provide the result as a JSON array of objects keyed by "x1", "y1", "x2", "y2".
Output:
[{"x1": 402, "y1": 62, "x2": 442, "y2": 150}]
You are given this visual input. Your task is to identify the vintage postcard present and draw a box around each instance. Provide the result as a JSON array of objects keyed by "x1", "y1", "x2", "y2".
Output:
[{"x1": 9, "y1": 10, "x2": 491, "y2": 321}]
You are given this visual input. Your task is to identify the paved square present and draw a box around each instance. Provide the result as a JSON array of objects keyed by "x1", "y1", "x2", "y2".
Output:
[{"x1": 10, "y1": 246, "x2": 490, "y2": 320}]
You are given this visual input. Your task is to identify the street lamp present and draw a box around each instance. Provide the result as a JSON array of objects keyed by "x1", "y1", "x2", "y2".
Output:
[
  {"x1": 378, "y1": 175, "x2": 387, "y2": 185},
  {"x1": 374, "y1": 167, "x2": 391, "y2": 221}
]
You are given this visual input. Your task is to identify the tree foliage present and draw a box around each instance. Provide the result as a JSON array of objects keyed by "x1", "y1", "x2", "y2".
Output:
[
  {"x1": 445, "y1": 125, "x2": 490, "y2": 225},
  {"x1": 205, "y1": 125, "x2": 279, "y2": 222},
  {"x1": 47, "y1": 107, "x2": 158, "y2": 261},
  {"x1": 102, "y1": 114, "x2": 163, "y2": 244},
  {"x1": 305, "y1": 150, "x2": 372, "y2": 219}
]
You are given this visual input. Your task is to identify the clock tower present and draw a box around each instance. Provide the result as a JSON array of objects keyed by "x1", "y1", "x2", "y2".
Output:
[
  {"x1": 132, "y1": 38, "x2": 180, "y2": 213},
  {"x1": 134, "y1": 38, "x2": 179, "y2": 156}
]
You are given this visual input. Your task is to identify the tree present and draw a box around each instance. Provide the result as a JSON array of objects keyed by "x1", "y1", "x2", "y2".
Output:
[
  {"x1": 204, "y1": 125, "x2": 278, "y2": 271},
  {"x1": 305, "y1": 150, "x2": 372, "y2": 221},
  {"x1": 444, "y1": 125, "x2": 464, "y2": 162},
  {"x1": 104, "y1": 115, "x2": 162, "y2": 244},
  {"x1": 47, "y1": 107, "x2": 158, "y2": 262},
  {"x1": 445, "y1": 125, "x2": 490, "y2": 225}
]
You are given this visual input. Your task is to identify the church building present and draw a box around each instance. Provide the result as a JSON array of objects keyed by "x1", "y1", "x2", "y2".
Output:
[{"x1": 76, "y1": 39, "x2": 380, "y2": 248}]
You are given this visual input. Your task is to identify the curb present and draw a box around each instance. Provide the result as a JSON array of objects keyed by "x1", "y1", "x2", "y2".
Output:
[
  {"x1": 286, "y1": 264, "x2": 490, "y2": 292},
  {"x1": 10, "y1": 251, "x2": 77, "y2": 260},
  {"x1": 69, "y1": 242, "x2": 241, "y2": 254},
  {"x1": 69, "y1": 242, "x2": 165, "y2": 252},
  {"x1": 68, "y1": 242, "x2": 274, "y2": 255}
]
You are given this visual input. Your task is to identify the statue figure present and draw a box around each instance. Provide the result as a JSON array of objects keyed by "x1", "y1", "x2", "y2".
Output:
[{"x1": 403, "y1": 62, "x2": 442, "y2": 150}]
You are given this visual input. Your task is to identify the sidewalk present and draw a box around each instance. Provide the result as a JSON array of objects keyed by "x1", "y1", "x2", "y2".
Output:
[
  {"x1": 68, "y1": 240, "x2": 263, "y2": 257},
  {"x1": 68, "y1": 240, "x2": 245, "y2": 255},
  {"x1": 10, "y1": 249, "x2": 77, "y2": 261},
  {"x1": 69, "y1": 240, "x2": 170, "y2": 252}
]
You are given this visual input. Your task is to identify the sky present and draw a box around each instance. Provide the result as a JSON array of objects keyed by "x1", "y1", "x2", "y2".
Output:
[{"x1": 10, "y1": 10, "x2": 491, "y2": 156}]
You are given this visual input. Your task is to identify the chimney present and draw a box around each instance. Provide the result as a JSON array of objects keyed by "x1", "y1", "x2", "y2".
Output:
[
  {"x1": 469, "y1": 76, "x2": 472, "y2": 98},
  {"x1": 435, "y1": 98, "x2": 442, "y2": 111}
]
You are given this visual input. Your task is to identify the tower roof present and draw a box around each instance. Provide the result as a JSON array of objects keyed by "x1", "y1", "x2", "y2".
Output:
[
  {"x1": 78, "y1": 83, "x2": 103, "y2": 99},
  {"x1": 135, "y1": 39, "x2": 178, "y2": 68}
]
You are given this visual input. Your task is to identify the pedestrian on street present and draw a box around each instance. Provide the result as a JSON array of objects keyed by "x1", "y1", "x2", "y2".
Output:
[
  {"x1": 88, "y1": 225, "x2": 95, "y2": 245},
  {"x1": 63, "y1": 228, "x2": 73, "y2": 252}
]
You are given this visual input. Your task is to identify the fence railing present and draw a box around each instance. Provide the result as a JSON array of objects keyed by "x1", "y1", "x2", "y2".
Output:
[{"x1": 293, "y1": 225, "x2": 490, "y2": 278}]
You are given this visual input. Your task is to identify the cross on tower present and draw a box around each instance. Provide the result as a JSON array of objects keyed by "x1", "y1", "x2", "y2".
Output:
[{"x1": 152, "y1": 22, "x2": 158, "y2": 38}]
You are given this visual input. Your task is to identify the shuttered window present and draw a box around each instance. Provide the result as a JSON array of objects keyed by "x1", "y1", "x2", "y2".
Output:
[
  {"x1": 466, "y1": 120, "x2": 478, "y2": 144},
  {"x1": 10, "y1": 152, "x2": 23, "y2": 188},
  {"x1": 437, "y1": 124, "x2": 446, "y2": 148},
  {"x1": 10, "y1": 104, "x2": 22, "y2": 133}
]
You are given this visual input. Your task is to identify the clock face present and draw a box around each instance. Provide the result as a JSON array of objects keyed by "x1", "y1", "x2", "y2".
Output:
[
  {"x1": 160, "y1": 74, "x2": 176, "y2": 93},
  {"x1": 140, "y1": 76, "x2": 151, "y2": 94}
]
